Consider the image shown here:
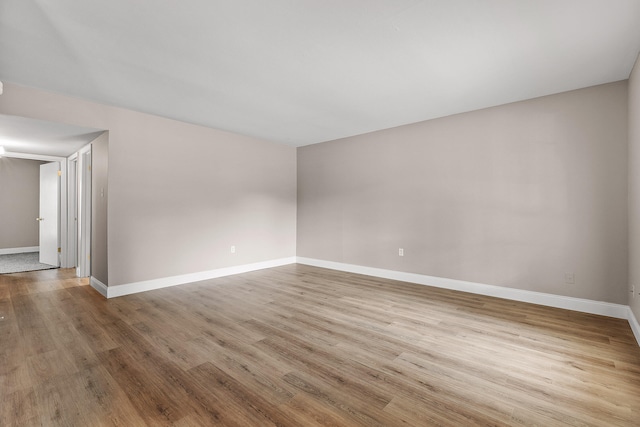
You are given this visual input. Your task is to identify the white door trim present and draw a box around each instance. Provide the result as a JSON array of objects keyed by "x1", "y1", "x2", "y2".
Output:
[
  {"x1": 77, "y1": 146, "x2": 92, "y2": 278},
  {"x1": 67, "y1": 157, "x2": 78, "y2": 269}
]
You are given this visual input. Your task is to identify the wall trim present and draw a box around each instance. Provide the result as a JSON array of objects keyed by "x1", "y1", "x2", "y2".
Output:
[
  {"x1": 296, "y1": 257, "x2": 630, "y2": 320},
  {"x1": 104, "y1": 257, "x2": 296, "y2": 298},
  {"x1": 629, "y1": 308, "x2": 640, "y2": 346},
  {"x1": 0, "y1": 246, "x2": 39, "y2": 255},
  {"x1": 90, "y1": 276, "x2": 108, "y2": 298}
]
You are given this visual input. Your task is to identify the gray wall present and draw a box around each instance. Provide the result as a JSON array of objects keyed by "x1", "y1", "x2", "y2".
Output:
[
  {"x1": 629, "y1": 55, "x2": 640, "y2": 319},
  {"x1": 0, "y1": 158, "x2": 44, "y2": 250},
  {"x1": 91, "y1": 132, "x2": 109, "y2": 284},
  {"x1": 298, "y1": 82, "x2": 629, "y2": 304},
  {"x1": 0, "y1": 83, "x2": 297, "y2": 286}
]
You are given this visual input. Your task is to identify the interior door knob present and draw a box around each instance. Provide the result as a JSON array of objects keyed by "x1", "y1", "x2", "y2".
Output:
[{"x1": 36, "y1": 217, "x2": 44, "y2": 221}]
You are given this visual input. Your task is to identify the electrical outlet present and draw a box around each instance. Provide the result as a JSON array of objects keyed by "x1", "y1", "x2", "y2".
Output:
[
  {"x1": 564, "y1": 272, "x2": 575, "y2": 284},
  {"x1": 230, "y1": 245, "x2": 236, "y2": 254},
  {"x1": 398, "y1": 248, "x2": 404, "y2": 257}
]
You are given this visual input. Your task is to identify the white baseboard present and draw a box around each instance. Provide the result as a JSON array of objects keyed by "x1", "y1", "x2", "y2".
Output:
[
  {"x1": 104, "y1": 257, "x2": 297, "y2": 298},
  {"x1": 0, "y1": 246, "x2": 39, "y2": 255},
  {"x1": 90, "y1": 276, "x2": 108, "y2": 298},
  {"x1": 296, "y1": 257, "x2": 630, "y2": 320},
  {"x1": 629, "y1": 308, "x2": 640, "y2": 346},
  {"x1": 86, "y1": 254, "x2": 639, "y2": 347}
]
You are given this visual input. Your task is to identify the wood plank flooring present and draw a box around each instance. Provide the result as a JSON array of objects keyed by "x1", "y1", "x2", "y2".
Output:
[{"x1": 1, "y1": 264, "x2": 639, "y2": 426}]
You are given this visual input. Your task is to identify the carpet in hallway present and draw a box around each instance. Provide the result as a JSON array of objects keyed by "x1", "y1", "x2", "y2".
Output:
[{"x1": 0, "y1": 252, "x2": 58, "y2": 274}]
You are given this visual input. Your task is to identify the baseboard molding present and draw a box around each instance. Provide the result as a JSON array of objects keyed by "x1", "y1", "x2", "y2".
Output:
[
  {"x1": 0, "y1": 246, "x2": 39, "y2": 255},
  {"x1": 629, "y1": 308, "x2": 640, "y2": 346},
  {"x1": 296, "y1": 257, "x2": 630, "y2": 320},
  {"x1": 90, "y1": 276, "x2": 108, "y2": 298},
  {"x1": 105, "y1": 257, "x2": 297, "y2": 298},
  {"x1": 86, "y1": 254, "x2": 639, "y2": 346}
]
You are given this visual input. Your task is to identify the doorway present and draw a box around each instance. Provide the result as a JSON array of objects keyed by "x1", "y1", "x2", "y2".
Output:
[{"x1": 0, "y1": 155, "x2": 63, "y2": 274}]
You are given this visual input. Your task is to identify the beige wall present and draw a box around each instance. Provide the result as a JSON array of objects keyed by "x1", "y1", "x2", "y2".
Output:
[
  {"x1": 0, "y1": 83, "x2": 297, "y2": 286},
  {"x1": 298, "y1": 82, "x2": 628, "y2": 304},
  {"x1": 0, "y1": 158, "x2": 44, "y2": 250},
  {"x1": 91, "y1": 132, "x2": 109, "y2": 284},
  {"x1": 629, "y1": 55, "x2": 640, "y2": 319},
  {"x1": 1, "y1": 79, "x2": 631, "y2": 309}
]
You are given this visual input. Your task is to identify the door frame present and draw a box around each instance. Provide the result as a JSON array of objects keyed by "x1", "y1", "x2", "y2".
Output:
[
  {"x1": 67, "y1": 154, "x2": 78, "y2": 270},
  {"x1": 76, "y1": 145, "x2": 92, "y2": 278},
  {"x1": 3, "y1": 152, "x2": 70, "y2": 267}
]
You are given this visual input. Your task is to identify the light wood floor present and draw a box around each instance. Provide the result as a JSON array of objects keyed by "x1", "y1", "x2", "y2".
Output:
[{"x1": 1, "y1": 265, "x2": 639, "y2": 426}]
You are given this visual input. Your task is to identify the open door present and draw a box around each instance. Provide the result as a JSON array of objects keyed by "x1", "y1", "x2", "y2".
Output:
[{"x1": 38, "y1": 161, "x2": 60, "y2": 266}]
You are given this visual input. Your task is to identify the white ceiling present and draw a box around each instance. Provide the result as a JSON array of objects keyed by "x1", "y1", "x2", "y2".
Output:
[
  {"x1": 0, "y1": 114, "x2": 104, "y2": 157},
  {"x1": 1, "y1": 1, "x2": 639, "y2": 147}
]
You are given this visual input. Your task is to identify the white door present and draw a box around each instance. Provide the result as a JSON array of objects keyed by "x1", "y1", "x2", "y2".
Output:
[{"x1": 38, "y1": 161, "x2": 60, "y2": 266}]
